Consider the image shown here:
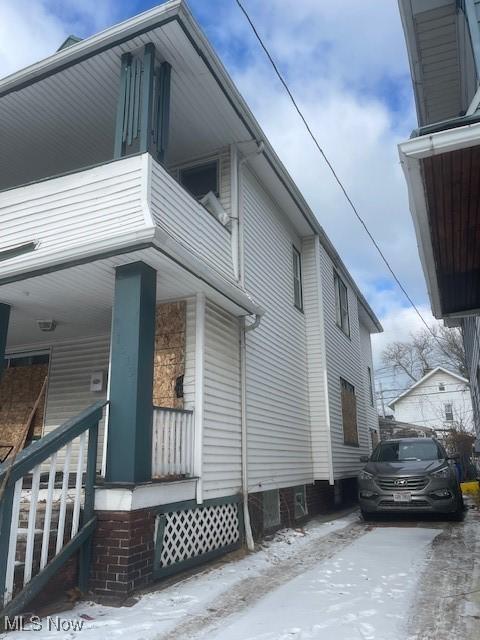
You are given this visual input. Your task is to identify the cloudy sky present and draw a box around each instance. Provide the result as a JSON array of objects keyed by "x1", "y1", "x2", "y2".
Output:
[{"x1": 0, "y1": 0, "x2": 440, "y2": 391}]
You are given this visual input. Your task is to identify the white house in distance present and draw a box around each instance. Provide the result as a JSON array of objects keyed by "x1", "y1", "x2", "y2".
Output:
[
  {"x1": 388, "y1": 367, "x2": 472, "y2": 438},
  {"x1": 0, "y1": 0, "x2": 381, "y2": 615}
]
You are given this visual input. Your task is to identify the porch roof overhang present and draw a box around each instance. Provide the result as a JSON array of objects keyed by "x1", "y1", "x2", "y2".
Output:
[
  {"x1": 0, "y1": 0, "x2": 381, "y2": 334},
  {"x1": 399, "y1": 120, "x2": 480, "y2": 319},
  {"x1": 0, "y1": 242, "x2": 261, "y2": 350}
]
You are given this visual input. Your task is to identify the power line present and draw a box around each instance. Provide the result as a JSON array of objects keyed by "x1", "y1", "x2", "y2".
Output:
[{"x1": 235, "y1": 0, "x2": 453, "y2": 357}]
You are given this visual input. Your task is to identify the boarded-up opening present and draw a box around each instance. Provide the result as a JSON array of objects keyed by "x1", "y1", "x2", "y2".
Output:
[
  {"x1": 340, "y1": 377, "x2": 358, "y2": 446},
  {"x1": 153, "y1": 301, "x2": 186, "y2": 409},
  {"x1": 0, "y1": 353, "x2": 49, "y2": 461}
]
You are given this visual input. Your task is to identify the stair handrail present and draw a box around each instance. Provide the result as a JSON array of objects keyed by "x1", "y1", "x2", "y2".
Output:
[{"x1": 0, "y1": 399, "x2": 108, "y2": 621}]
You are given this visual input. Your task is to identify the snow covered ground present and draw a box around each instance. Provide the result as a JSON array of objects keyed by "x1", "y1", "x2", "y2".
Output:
[{"x1": 4, "y1": 509, "x2": 478, "y2": 640}]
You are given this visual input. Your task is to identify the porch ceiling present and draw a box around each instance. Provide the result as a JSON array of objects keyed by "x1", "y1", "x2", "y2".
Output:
[
  {"x1": 0, "y1": 20, "x2": 248, "y2": 192},
  {"x1": 422, "y1": 146, "x2": 480, "y2": 316},
  {"x1": 0, "y1": 247, "x2": 249, "y2": 349}
]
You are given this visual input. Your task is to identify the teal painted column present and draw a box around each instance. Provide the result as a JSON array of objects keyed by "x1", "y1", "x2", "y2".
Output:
[
  {"x1": 0, "y1": 303, "x2": 10, "y2": 378},
  {"x1": 106, "y1": 262, "x2": 156, "y2": 484}
]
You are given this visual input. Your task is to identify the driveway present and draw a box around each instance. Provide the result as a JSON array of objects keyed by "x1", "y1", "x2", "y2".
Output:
[{"x1": 3, "y1": 506, "x2": 480, "y2": 640}]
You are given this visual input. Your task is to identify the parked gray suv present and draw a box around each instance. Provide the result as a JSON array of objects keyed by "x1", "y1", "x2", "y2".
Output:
[{"x1": 358, "y1": 438, "x2": 463, "y2": 520}]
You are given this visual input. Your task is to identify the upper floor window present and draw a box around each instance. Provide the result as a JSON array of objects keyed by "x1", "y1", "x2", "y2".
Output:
[
  {"x1": 438, "y1": 382, "x2": 445, "y2": 391},
  {"x1": 179, "y1": 160, "x2": 219, "y2": 200},
  {"x1": 444, "y1": 403, "x2": 454, "y2": 422},
  {"x1": 334, "y1": 271, "x2": 350, "y2": 336},
  {"x1": 340, "y1": 377, "x2": 358, "y2": 446},
  {"x1": 367, "y1": 366, "x2": 374, "y2": 406},
  {"x1": 292, "y1": 247, "x2": 303, "y2": 311}
]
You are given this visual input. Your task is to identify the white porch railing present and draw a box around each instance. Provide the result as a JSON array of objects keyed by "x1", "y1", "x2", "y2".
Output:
[{"x1": 152, "y1": 407, "x2": 194, "y2": 479}]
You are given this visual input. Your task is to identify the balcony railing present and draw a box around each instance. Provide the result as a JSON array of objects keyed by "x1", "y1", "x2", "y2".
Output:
[{"x1": 152, "y1": 407, "x2": 194, "y2": 479}]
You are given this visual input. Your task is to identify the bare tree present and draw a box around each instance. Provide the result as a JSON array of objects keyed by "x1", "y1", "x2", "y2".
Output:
[{"x1": 381, "y1": 324, "x2": 468, "y2": 382}]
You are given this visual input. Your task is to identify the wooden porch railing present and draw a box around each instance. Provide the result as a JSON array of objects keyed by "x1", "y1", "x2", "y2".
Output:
[
  {"x1": 0, "y1": 400, "x2": 107, "y2": 620},
  {"x1": 152, "y1": 407, "x2": 194, "y2": 479}
]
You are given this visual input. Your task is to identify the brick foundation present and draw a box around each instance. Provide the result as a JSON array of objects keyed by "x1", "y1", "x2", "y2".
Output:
[
  {"x1": 248, "y1": 481, "x2": 338, "y2": 540},
  {"x1": 89, "y1": 509, "x2": 156, "y2": 601}
]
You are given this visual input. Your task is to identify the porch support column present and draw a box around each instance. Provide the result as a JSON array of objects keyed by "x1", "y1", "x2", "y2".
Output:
[
  {"x1": 0, "y1": 303, "x2": 10, "y2": 378},
  {"x1": 106, "y1": 262, "x2": 156, "y2": 484}
]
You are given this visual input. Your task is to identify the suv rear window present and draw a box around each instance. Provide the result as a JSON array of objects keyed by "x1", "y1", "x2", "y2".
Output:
[{"x1": 372, "y1": 440, "x2": 444, "y2": 462}]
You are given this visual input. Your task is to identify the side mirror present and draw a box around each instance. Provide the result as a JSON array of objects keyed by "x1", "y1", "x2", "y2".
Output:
[{"x1": 360, "y1": 455, "x2": 369, "y2": 463}]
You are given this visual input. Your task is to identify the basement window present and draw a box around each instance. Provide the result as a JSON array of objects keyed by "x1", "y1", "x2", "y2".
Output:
[
  {"x1": 341, "y1": 377, "x2": 359, "y2": 446},
  {"x1": 179, "y1": 160, "x2": 219, "y2": 200},
  {"x1": 294, "y1": 486, "x2": 307, "y2": 519},
  {"x1": 263, "y1": 489, "x2": 280, "y2": 529}
]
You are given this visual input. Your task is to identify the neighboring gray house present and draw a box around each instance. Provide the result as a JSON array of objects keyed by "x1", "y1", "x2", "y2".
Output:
[
  {"x1": 0, "y1": 0, "x2": 381, "y2": 614},
  {"x1": 397, "y1": 0, "x2": 480, "y2": 450}
]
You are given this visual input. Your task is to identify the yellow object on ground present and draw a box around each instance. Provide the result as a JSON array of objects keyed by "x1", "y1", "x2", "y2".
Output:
[{"x1": 461, "y1": 481, "x2": 480, "y2": 495}]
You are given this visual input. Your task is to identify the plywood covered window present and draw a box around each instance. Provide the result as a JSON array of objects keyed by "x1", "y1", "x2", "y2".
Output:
[
  {"x1": 334, "y1": 271, "x2": 350, "y2": 336},
  {"x1": 341, "y1": 377, "x2": 358, "y2": 446}
]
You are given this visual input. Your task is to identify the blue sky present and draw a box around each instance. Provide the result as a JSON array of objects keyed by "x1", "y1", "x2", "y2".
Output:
[{"x1": 0, "y1": 0, "x2": 440, "y2": 365}]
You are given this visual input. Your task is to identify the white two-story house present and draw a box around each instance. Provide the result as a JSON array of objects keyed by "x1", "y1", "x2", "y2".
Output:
[
  {"x1": 0, "y1": 0, "x2": 381, "y2": 615},
  {"x1": 388, "y1": 367, "x2": 473, "y2": 438}
]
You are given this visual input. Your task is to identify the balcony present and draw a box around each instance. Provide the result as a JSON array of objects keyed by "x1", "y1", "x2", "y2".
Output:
[{"x1": 0, "y1": 153, "x2": 236, "y2": 288}]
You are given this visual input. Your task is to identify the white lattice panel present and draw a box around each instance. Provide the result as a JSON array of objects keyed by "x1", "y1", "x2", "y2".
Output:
[{"x1": 159, "y1": 502, "x2": 240, "y2": 567}]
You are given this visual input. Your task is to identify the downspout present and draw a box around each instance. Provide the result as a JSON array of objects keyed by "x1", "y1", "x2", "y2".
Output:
[
  {"x1": 230, "y1": 140, "x2": 265, "y2": 284},
  {"x1": 240, "y1": 313, "x2": 261, "y2": 551}
]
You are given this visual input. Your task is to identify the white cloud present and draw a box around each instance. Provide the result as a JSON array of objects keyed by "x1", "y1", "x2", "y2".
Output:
[{"x1": 0, "y1": 0, "x2": 120, "y2": 78}]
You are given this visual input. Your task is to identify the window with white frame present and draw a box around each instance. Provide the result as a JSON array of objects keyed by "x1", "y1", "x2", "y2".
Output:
[
  {"x1": 334, "y1": 271, "x2": 350, "y2": 336},
  {"x1": 438, "y1": 382, "x2": 445, "y2": 391},
  {"x1": 367, "y1": 366, "x2": 374, "y2": 406},
  {"x1": 444, "y1": 403, "x2": 454, "y2": 422},
  {"x1": 292, "y1": 246, "x2": 303, "y2": 311}
]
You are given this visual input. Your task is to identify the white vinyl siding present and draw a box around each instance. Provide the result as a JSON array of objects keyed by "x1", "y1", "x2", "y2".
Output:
[
  {"x1": 0, "y1": 155, "x2": 146, "y2": 278},
  {"x1": 43, "y1": 335, "x2": 110, "y2": 471},
  {"x1": 242, "y1": 168, "x2": 313, "y2": 492},
  {"x1": 150, "y1": 155, "x2": 235, "y2": 283},
  {"x1": 319, "y1": 244, "x2": 370, "y2": 478},
  {"x1": 202, "y1": 300, "x2": 242, "y2": 498},
  {"x1": 302, "y1": 237, "x2": 331, "y2": 480},
  {"x1": 183, "y1": 297, "x2": 196, "y2": 411}
]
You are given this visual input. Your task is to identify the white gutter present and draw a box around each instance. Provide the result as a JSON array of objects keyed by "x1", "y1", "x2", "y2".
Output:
[
  {"x1": 240, "y1": 313, "x2": 262, "y2": 551},
  {"x1": 230, "y1": 144, "x2": 240, "y2": 281}
]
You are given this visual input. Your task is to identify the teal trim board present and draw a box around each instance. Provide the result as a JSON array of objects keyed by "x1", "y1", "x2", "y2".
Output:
[{"x1": 106, "y1": 262, "x2": 157, "y2": 484}]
